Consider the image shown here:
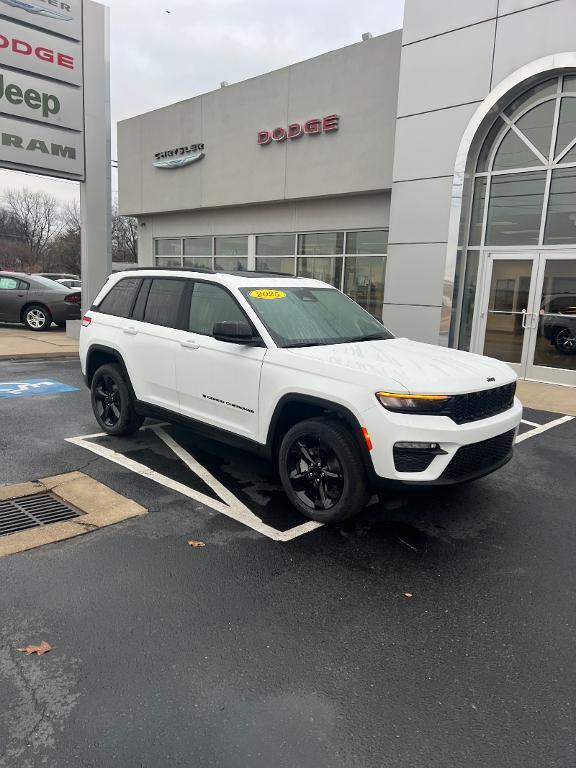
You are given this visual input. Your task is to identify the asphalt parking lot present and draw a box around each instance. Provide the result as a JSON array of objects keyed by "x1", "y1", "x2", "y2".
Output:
[{"x1": 1, "y1": 358, "x2": 575, "y2": 768}]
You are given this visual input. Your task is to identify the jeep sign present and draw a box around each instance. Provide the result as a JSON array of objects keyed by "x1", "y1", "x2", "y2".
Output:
[{"x1": 0, "y1": 68, "x2": 82, "y2": 129}]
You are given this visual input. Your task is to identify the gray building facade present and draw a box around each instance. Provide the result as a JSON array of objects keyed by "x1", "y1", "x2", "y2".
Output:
[{"x1": 119, "y1": 0, "x2": 576, "y2": 387}]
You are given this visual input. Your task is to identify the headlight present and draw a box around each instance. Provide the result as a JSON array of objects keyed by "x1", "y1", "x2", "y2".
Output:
[{"x1": 376, "y1": 391, "x2": 451, "y2": 414}]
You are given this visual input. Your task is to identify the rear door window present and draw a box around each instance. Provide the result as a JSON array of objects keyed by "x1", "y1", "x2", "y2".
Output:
[
  {"x1": 143, "y1": 278, "x2": 187, "y2": 328},
  {"x1": 97, "y1": 278, "x2": 141, "y2": 317}
]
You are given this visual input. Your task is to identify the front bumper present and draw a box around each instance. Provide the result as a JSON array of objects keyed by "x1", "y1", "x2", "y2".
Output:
[{"x1": 363, "y1": 397, "x2": 523, "y2": 485}]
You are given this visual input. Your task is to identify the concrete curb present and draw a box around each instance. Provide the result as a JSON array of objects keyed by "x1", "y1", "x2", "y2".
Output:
[{"x1": 0, "y1": 351, "x2": 79, "y2": 361}]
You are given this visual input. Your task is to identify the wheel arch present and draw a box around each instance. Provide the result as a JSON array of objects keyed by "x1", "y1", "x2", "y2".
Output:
[
  {"x1": 85, "y1": 345, "x2": 136, "y2": 399},
  {"x1": 266, "y1": 394, "x2": 372, "y2": 469},
  {"x1": 20, "y1": 302, "x2": 50, "y2": 323}
]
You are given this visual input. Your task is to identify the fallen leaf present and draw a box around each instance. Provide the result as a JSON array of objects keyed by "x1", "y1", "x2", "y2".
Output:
[
  {"x1": 17, "y1": 641, "x2": 53, "y2": 656},
  {"x1": 403, "y1": 592, "x2": 413, "y2": 599},
  {"x1": 188, "y1": 540, "x2": 206, "y2": 548}
]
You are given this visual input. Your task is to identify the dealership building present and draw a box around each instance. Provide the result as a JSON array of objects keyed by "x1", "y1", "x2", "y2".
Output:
[{"x1": 118, "y1": 0, "x2": 576, "y2": 387}]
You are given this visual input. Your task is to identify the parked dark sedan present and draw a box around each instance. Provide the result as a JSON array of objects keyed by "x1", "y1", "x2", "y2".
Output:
[{"x1": 0, "y1": 271, "x2": 81, "y2": 331}]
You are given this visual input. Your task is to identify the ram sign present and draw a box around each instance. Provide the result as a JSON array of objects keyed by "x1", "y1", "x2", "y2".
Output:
[{"x1": 0, "y1": 0, "x2": 84, "y2": 178}]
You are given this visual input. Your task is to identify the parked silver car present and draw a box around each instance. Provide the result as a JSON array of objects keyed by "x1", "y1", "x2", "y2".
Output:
[{"x1": 0, "y1": 271, "x2": 81, "y2": 331}]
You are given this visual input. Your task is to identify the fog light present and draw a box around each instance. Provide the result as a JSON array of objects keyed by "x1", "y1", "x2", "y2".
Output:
[{"x1": 395, "y1": 442, "x2": 440, "y2": 450}]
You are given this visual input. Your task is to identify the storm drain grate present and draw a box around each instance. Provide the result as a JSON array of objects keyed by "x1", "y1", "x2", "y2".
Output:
[{"x1": 0, "y1": 493, "x2": 82, "y2": 537}]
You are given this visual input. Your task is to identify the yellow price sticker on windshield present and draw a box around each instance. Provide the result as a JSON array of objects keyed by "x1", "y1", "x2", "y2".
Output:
[{"x1": 249, "y1": 289, "x2": 286, "y2": 300}]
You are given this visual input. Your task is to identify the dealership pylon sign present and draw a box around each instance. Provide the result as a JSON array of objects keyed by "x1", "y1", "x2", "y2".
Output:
[{"x1": 0, "y1": 0, "x2": 85, "y2": 179}]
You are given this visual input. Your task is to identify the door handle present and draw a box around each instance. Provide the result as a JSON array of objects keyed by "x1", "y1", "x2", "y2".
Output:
[
  {"x1": 123, "y1": 326, "x2": 138, "y2": 335},
  {"x1": 180, "y1": 340, "x2": 200, "y2": 350},
  {"x1": 521, "y1": 309, "x2": 528, "y2": 328}
]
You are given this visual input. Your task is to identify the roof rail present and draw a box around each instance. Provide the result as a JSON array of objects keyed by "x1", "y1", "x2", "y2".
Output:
[{"x1": 114, "y1": 266, "x2": 301, "y2": 278}]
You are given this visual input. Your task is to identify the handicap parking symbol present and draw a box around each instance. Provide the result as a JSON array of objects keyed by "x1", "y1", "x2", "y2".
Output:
[{"x1": 0, "y1": 379, "x2": 80, "y2": 398}]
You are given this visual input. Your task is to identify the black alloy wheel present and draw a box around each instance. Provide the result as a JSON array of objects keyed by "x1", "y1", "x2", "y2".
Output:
[
  {"x1": 93, "y1": 372, "x2": 122, "y2": 428},
  {"x1": 278, "y1": 418, "x2": 369, "y2": 523},
  {"x1": 90, "y1": 363, "x2": 145, "y2": 436},
  {"x1": 286, "y1": 436, "x2": 345, "y2": 512},
  {"x1": 554, "y1": 327, "x2": 576, "y2": 354}
]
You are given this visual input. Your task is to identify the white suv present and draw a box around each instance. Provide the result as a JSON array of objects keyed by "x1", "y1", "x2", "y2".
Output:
[{"x1": 80, "y1": 268, "x2": 522, "y2": 523}]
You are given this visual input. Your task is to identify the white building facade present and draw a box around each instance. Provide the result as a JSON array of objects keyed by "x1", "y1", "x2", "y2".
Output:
[{"x1": 119, "y1": 0, "x2": 576, "y2": 387}]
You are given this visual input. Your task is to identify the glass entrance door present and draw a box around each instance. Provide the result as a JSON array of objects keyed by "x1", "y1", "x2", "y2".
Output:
[
  {"x1": 476, "y1": 252, "x2": 576, "y2": 386},
  {"x1": 527, "y1": 254, "x2": 576, "y2": 385}
]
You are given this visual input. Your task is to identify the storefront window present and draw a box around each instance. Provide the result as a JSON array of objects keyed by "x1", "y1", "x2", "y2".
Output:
[
  {"x1": 155, "y1": 238, "x2": 181, "y2": 257},
  {"x1": 485, "y1": 171, "x2": 546, "y2": 246},
  {"x1": 343, "y1": 256, "x2": 386, "y2": 318},
  {"x1": 255, "y1": 257, "x2": 295, "y2": 274},
  {"x1": 215, "y1": 257, "x2": 248, "y2": 271},
  {"x1": 297, "y1": 257, "x2": 342, "y2": 288},
  {"x1": 544, "y1": 167, "x2": 576, "y2": 244},
  {"x1": 298, "y1": 232, "x2": 344, "y2": 255},
  {"x1": 184, "y1": 237, "x2": 212, "y2": 256},
  {"x1": 468, "y1": 177, "x2": 487, "y2": 246},
  {"x1": 256, "y1": 234, "x2": 296, "y2": 255},
  {"x1": 458, "y1": 251, "x2": 480, "y2": 351},
  {"x1": 155, "y1": 256, "x2": 182, "y2": 267},
  {"x1": 346, "y1": 230, "x2": 388, "y2": 254},
  {"x1": 214, "y1": 236, "x2": 248, "y2": 256}
]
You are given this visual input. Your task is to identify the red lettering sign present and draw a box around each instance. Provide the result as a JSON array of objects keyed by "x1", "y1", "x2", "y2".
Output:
[
  {"x1": 58, "y1": 53, "x2": 74, "y2": 70},
  {"x1": 0, "y1": 35, "x2": 75, "y2": 70},
  {"x1": 257, "y1": 114, "x2": 339, "y2": 145},
  {"x1": 322, "y1": 114, "x2": 339, "y2": 132},
  {"x1": 287, "y1": 123, "x2": 303, "y2": 139},
  {"x1": 13, "y1": 39, "x2": 32, "y2": 56}
]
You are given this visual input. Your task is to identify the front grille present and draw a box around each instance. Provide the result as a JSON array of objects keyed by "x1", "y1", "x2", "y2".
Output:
[
  {"x1": 449, "y1": 382, "x2": 516, "y2": 425},
  {"x1": 442, "y1": 430, "x2": 515, "y2": 481},
  {"x1": 393, "y1": 448, "x2": 436, "y2": 473},
  {"x1": 0, "y1": 493, "x2": 81, "y2": 537}
]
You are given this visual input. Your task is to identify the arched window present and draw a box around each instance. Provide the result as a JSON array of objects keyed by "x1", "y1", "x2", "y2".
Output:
[
  {"x1": 469, "y1": 74, "x2": 576, "y2": 248},
  {"x1": 458, "y1": 73, "x2": 576, "y2": 350}
]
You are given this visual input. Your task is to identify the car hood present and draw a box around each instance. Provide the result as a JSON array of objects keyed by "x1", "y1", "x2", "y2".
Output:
[{"x1": 286, "y1": 338, "x2": 516, "y2": 394}]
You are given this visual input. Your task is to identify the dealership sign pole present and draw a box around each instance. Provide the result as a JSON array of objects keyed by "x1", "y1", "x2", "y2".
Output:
[{"x1": 0, "y1": 0, "x2": 111, "y2": 312}]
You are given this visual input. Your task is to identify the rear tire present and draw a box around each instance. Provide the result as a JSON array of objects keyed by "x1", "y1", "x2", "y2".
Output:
[
  {"x1": 278, "y1": 418, "x2": 369, "y2": 523},
  {"x1": 91, "y1": 363, "x2": 144, "y2": 436},
  {"x1": 23, "y1": 304, "x2": 52, "y2": 332}
]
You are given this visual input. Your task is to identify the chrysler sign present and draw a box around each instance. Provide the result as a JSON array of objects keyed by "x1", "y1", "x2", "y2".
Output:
[
  {"x1": 0, "y1": 0, "x2": 82, "y2": 41},
  {"x1": 153, "y1": 143, "x2": 205, "y2": 169},
  {"x1": 0, "y1": 0, "x2": 84, "y2": 178}
]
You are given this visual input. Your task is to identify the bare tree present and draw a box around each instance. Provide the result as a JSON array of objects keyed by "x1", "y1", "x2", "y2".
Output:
[
  {"x1": 112, "y1": 200, "x2": 138, "y2": 263},
  {"x1": 4, "y1": 189, "x2": 64, "y2": 268},
  {"x1": 49, "y1": 200, "x2": 81, "y2": 274}
]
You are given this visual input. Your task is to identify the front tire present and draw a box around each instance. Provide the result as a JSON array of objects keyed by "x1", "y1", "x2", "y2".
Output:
[
  {"x1": 553, "y1": 326, "x2": 576, "y2": 354},
  {"x1": 23, "y1": 304, "x2": 52, "y2": 332},
  {"x1": 91, "y1": 363, "x2": 144, "y2": 436},
  {"x1": 278, "y1": 418, "x2": 369, "y2": 523}
]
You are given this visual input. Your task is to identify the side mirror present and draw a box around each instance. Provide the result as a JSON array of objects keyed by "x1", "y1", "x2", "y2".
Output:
[{"x1": 213, "y1": 320, "x2": 259, "y2": 345}]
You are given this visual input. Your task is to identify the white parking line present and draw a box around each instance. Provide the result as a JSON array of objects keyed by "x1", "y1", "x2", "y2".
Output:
[
  {"x1": 521, "y1": 419, "x2": 541, "y2": 427},
  {"x1": 66, "y1": 430, "x2": 323, "y2": 542},
  {"x1": 515, "y1": 415, "x2": 574, "y2": 444},
  {"x1": 66, "y1": 412, "x2": 573, "y2": 541}
]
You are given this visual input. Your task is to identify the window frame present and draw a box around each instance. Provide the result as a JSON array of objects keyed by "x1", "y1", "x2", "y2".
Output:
[
  {"x1": 186, "y1": 278, "x2": 263, "y2": 343},
  {"x1": 92, "y1": 277, "x2": 143, "y2": 318}
]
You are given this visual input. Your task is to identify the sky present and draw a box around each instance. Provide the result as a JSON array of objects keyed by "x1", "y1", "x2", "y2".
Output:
[{"x1": 0, "y1": 0, "x2": 404, "y2": 206}]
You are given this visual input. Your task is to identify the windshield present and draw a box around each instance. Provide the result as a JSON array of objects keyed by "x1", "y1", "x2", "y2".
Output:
[{"x1": 240, "y1": 286, "x2": 394, "y2": 348}]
